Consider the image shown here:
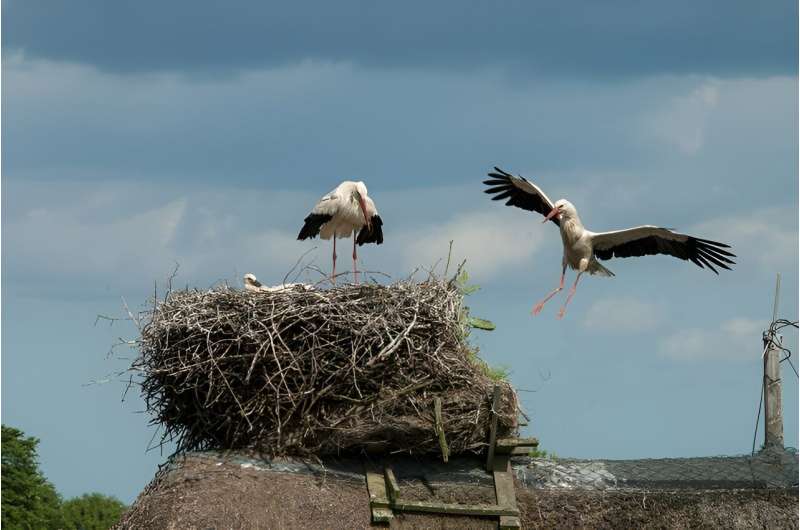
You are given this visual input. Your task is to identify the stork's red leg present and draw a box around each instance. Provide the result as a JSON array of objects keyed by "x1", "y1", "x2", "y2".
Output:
[
  {"x1": 557, "y1": 272, "x2": 583, "y2": 319},
  {"x1": 532, "y1": 265, "x2": 566, "y2": 315},
  {"x1": 331, "y1": 237, "x2": 337, "y2": 285},
  {"x1": 352, "y1": 232, "x2": 359, "y2": 285}
]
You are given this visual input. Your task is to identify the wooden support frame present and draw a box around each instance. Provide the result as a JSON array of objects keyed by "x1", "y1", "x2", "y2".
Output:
[
  {"x1": 495, "y1": 437, "x2": 539, "y2": 453},
  {"x1": 379, "y1": 465, "x2": 519, "y2": 518},
  {"x1": 493, "y1": 454, "x2": 521, "y2": 529},
  {"x1": 434, "y1": 397, "x2": 450, "y2": 462},
  {"x1": 384, "y1": 467, "x2": 400, "y2": 505},
  {"x1": 485, "y1": 384, "x2": 502, "y2": 472},
  {"x1": 365, "y1": 385, "x2": 536, "y2": 528},
  {"x1": 365, "y1": 468, "x2": 393, "y2": 523},
  {"x1": 391, "y1": 499, "x2": 519, "y2": 517}
]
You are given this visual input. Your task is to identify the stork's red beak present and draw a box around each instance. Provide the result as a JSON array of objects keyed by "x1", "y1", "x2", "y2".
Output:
[
  {"x1": 358, "y1": 196, "x2": 372, "y2": 231},
  {"x1": 543, "y1": 206, "x2": 560, "y2": 223}
]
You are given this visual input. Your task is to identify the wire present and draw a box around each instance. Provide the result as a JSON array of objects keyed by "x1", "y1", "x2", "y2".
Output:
[
  {"x1": 783, "y1": 356, "x2": 799, "y2": 377},
  {"x1": 751, "y1": 341, "x2": 769, "y2": 456},
  {"x1": 762, "y1": 319, "x2": 798, "y2": 378}
]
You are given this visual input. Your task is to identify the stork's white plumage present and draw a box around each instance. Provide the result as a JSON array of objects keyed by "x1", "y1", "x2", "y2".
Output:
[
  {"x1": 243, "y1": 273, "x2": 266, "y2": 292},
  {"x1": 243, "y1": 273, "x2": 312, "y2": 292},
  {"x1": 297, "y1": 181, "x2": 383, "y2": 284},
  {"x1": 484, "y1": 167, "x2": 736, "y2": 318}
]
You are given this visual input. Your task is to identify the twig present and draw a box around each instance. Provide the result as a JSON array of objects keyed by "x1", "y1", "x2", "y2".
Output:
[
  {"x1": 444, "y1": 240, "x2": 454, "y2": 277},
  {"x1": 283, "y1": 247, "x2": 317, "y2": 285}
]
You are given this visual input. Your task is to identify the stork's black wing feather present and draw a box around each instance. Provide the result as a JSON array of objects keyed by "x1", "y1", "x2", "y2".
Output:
[
  {"x1": 297, "y1": 213, "x2": 333, "y2": 240},
  {"x1": 483, "y1": 166, "x2": 560, "y2": 226},
  {"x1": 592, "y1": 227, "x2": 735, "y2": 274},
  {"x1": 356, "y1": 215, "x2": 383, "y2": 246}
]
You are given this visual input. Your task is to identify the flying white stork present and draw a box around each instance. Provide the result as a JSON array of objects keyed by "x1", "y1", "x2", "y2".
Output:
[
  {"x1": 297, "y1": 180, "x2": 383, "y2": 284},
  {"x1": 484, "y1": 167, "x2": 735, "y2": 319}
]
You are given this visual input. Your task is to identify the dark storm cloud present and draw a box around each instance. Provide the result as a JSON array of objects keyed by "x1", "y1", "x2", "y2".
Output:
[{"x1": 3, "y1": 0, "x2": 796, "y2": 76}]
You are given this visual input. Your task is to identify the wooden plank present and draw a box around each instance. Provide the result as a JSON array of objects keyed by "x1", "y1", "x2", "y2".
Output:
[
  {"x1": 493, "y1": 454, "x2": 520, "y2": 529},
  {"x1": 492, "y1": 454, "x2": 514, "y2": 491},
  {"x1": 495, "y1": 437, "x2": 539, "y2": 453},
  {"x1": 434, "y1": 397, "x2": 450, "y2": 463},
  {"x1": 499, "y1": 515, "x2": 522, "y2": 529},
  {"x1": 507, "y1": 447, "x2": 535, "y2": 456},
  {"x1": 366, "y1": 468, "x2": 393, "y2": 523},
  {"x1": 371, "y1": 507, "x2": 394, "y2": 523},
  {"x1": 496, "y1": 437, "x2": 540, "y2": 448},
  {"x1": 485, "y1": 384, "x2": 502, "y2": 472},
  {"x1": 384, "y1": 467, "x2": 400, "y2": 505},
  {"x1": 390, "y1": 499, "x2": 519, "y2": 517},
  {"x1": 365, "y1": 469, "x2": 392, "y2": 517}
]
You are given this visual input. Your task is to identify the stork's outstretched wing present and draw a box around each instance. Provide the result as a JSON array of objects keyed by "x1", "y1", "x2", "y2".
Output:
[
  {"x1": 483, "y1": 167, "x2": 560, "y2": 226},
  {"x1": 590, "y1": 226, "x2": 736, "y2": 274}
]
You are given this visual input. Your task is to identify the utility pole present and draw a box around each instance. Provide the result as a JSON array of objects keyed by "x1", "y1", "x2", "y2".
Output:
[{"x1": 763, "y1": 273, "x2": 784, "y2": 451}]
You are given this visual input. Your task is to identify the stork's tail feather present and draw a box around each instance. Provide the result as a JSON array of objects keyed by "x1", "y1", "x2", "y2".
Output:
[
  {"x1": 356, "y1": 215, "x2": 383, "y2": 245},
  {"x1": 589, "y1": 260, "x2": 615, "y2": 277},
  {"x1": 297, "y1": 213, "x2": 333, "y2": 240}
]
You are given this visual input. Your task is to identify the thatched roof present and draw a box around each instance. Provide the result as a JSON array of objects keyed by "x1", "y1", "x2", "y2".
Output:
[{"x1": 115, "y1": 452, "x2": 799, "y2": 529}]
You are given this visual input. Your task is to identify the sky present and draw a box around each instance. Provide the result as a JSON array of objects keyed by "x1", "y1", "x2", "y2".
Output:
[{"x1": 2, "y1": 0, "x2": 798, "y2": 504}]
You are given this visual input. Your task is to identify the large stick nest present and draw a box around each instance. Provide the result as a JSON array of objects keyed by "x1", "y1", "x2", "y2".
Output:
[{"x1": 133, "y1": 278, "x2": 518, "y2": 456}]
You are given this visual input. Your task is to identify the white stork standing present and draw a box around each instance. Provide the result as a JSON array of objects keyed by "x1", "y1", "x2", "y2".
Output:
[
  {"x1": 484, "y1": 167, "x2": 735, "y2": 319},
  {"x1": 297, "y1": 180, "x2": 383, "y2": 284}
]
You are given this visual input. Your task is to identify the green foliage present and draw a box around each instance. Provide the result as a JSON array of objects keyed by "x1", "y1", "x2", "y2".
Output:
[
  {"x1": 2, "y1": 425, "x2": 64, "y2": 530},
  {"x1": 2, "y1": 425, "x2": 127, "y2": 530},
  {"x1": 453, "y1": 268, "x2": 496, "y2": 333},
  {"x1": 466, "y1": 353, "x2": 510, "y2": 382},
  {"x1": 467, "y1": 317, "x2": 496, "y2": 331},
  {"x1": 483, "y1": 363, "x2": 511, "y2": 381},
  {"x1": 529, "y1": 447, "x2": 558, "y2": 460},
  {"x1": 454, "y1": 268, "x2": 480, "y2": 296},
  {"x1": 451, "y1": 265, "x2": 507, "y2": 381},
  {"x1": 61, "y1": 493, "x2": 127, "y2": 530}
]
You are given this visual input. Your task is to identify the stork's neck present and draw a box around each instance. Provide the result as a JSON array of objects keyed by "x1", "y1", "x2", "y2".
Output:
[{"x1": 559, "y1": 211, "x2": 585, "y2": 244}]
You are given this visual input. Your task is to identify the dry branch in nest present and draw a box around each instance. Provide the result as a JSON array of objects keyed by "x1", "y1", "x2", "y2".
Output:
[{"x1": 133, "y1": 278, "x2": 518, "y2": 457}]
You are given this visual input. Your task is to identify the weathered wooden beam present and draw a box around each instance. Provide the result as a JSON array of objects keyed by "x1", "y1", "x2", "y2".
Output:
[
  {"x1": 434, "y1": 397, "x2": 450, "y2": 463},
  {"x1": 486, "y1": 384, "x2": 502, "y2": 472},
  {"x1": 365, "y1": 468, "x2": 393, "y2": 523},
  {"x1": 492, "y1": 455, "x2": 514, "y2": 495},
  {"x1": 371, "y1": 507, "x2": 394, "y2": 523},
  {"x1": 506, "y1": 447, "x2": 535, "y2": 456},
  {"x1": 384, "y1": 467, "x2": 400, "y2": 505},
  {"x1": 493, "y1": 454, "x2": 521, "y2": 529},
  {"x1": 390, "y1": 500, "x2": 519, "y2": 517},
  {"x1": 495, "y1": 437, "x2": 539, "y2": 453},
  {"x1": 366, "y1": 471, "x2": 390, "y2": 508},
  {"x1": 499, "y1": 514, "x2": 522, "y2": 529}
]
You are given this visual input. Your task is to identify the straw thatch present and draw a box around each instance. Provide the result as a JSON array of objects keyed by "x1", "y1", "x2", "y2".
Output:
[
  {"x1": 131, "y1": 277, "x2": 517, "y2": 456},
  {"x1": 115, "y1": 453, "x2": 800, "y2": 530}
]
